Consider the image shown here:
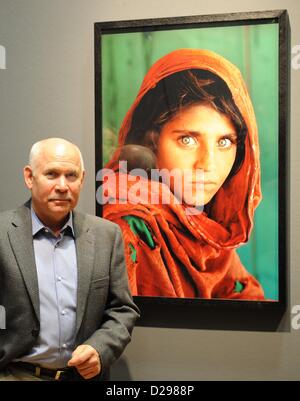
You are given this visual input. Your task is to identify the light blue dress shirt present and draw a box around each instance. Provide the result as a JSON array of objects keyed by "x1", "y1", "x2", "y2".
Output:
[{"x1": 17, "y1": 208, "x2": 78, "y2": 369}]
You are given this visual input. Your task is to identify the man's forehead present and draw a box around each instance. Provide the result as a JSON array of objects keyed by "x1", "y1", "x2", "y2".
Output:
[
  {"x1": 37, "y1": 156, "x2": 82, "y2": 173},
  {"x1": 40, "y1": 146, "x2": 81, "y2": 164},
  {"x1": 43, "y1": 160, "x2": 81, "y2": 170},
  {"x1": 51, "y1": 142, "x2": 67, "y2": 156}
]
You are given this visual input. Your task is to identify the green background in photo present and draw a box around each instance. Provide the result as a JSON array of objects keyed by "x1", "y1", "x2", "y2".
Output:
[{"x1": 100, "y1": 23, "x2": 279, "y2": 300}]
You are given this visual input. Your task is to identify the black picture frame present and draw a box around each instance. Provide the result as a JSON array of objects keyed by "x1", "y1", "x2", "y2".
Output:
[{"x1": 94, "y1": 9, "x2": 290, "y2": 331}]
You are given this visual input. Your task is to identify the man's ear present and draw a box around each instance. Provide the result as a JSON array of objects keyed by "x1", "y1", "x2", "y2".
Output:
[
  {"x1": 80, "y1": 170, "x2": 86, "y2": 186},
  {"x1": 143, "y1": 130, "x2": 159, "y2": 154},
  {"x1": 23, "y1": 166, "x2": 34, "y2": 190}
]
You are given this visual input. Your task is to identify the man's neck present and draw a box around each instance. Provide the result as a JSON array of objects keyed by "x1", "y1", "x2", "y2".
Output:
[{"x1": 31, "y1": 206, "x2": 70, "y2": 237}]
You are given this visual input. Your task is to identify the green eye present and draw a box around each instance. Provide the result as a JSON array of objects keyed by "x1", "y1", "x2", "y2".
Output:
[
  {"x1": 218, "y1": 138, "x2": 231, "y2": 148},
  {"x1": 180, "y1": 136, "x2": 197, "y2": 146}
]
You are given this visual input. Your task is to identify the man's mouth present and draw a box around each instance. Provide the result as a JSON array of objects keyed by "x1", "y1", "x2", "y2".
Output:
[{"x1": 49, "y1": 199, "x2": 71, "y2": 202}]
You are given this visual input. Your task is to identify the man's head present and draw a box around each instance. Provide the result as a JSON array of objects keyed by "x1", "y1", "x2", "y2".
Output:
[{"x1": 24, "y1": 138, "x2": 85, "y2": 230}]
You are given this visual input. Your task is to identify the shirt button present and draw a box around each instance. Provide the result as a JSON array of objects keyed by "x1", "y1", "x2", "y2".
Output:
[
  {"x1": 62, "y1": 344, "x2": 67, "y2": 349},
  {"x1": 61, "y1": 310, "x2": 66, "y2": 315},
  {"x1": 57, "y1": 276, "x2": 62, "y2": 282}
]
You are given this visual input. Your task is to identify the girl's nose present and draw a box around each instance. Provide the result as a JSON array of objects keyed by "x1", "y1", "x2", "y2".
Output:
[{"x1": 194, "y1": 144, "x2": 216, "y2": 172}]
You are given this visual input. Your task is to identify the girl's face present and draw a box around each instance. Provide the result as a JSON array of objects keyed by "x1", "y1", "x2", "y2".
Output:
[{"x1": 156, "y1": 103, "x2": 238, "y2": 206}]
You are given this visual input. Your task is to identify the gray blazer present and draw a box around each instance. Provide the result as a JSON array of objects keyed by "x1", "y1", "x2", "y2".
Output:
[{"x1": 0, "y1": 202, "x2": 140, "y2": 376}]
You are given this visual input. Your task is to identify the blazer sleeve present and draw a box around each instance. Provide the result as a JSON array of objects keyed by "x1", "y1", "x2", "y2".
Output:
[{"x1": 83, "y1": 225, "x2": 140, "y2": 373}]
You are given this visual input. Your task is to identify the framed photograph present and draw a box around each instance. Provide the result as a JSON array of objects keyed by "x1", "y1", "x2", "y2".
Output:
[{"x1": 94, "y1": 10, "x2": 289, "y2": 330}]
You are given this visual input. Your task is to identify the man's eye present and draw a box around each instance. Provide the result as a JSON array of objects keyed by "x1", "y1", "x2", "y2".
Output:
[
  {"x1": 67, "y1": 173, "x2": 78, "y2": 180},
  {"x1": 179, "y1": 136, "x2": 197, "y2": 146},
  {"x1": 46, "y1": 172, "x2": 56, "y2": 178}
]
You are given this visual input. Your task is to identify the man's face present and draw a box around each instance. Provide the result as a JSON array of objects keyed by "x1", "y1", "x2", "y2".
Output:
[{"x1": 24, "y1": 142, "x2": 85, "y2": 228}]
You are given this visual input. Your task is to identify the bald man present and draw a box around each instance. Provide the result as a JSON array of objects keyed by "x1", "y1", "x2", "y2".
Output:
[{"x1": 0, "y1": 138, "x2": 139, "y2": 381}]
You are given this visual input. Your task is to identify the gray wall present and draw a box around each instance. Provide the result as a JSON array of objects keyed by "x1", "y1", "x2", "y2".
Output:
[{"x1": 0, "y1": 0, "x2": 299, "y2": 380}]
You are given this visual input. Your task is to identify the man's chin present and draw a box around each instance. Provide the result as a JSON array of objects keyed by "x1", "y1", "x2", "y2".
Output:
[
  {"x1": 50, "y1": 199, "x2": 70, "y2": 204},
  {"x1": 48, "y1": 202, "x2": 72, "y2": 214}
]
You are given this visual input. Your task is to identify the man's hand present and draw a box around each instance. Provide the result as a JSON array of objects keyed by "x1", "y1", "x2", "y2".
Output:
[{"x1": 68, "y1": 344, "x2": 101, "y2": 380}]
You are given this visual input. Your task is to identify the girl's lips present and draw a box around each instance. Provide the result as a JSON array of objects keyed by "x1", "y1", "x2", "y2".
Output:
[{"x1": 190, "y1": 181, "x2": 216, "y2": 185}]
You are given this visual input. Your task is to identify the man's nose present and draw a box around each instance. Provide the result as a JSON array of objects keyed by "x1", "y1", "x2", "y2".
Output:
[
  {"x1": 55, "y1": 176, "x2": 68, "y2": 191},
  {"x1": 194, "y1": 144, "x2": 216, "y2": 172}
]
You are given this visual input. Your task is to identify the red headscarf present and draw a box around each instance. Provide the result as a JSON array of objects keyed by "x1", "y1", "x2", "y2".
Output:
[{"x1": 103, "y1": 49, "x2": 264, "y2": 299}]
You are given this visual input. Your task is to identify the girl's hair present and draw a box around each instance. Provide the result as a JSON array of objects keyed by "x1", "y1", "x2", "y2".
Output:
[{"x1": 125, "y1": 69, "x2": 247, "y2": 179}]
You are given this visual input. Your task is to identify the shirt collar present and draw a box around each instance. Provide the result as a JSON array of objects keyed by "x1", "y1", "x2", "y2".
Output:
[{"x1": 31, "y1": 207, "x2": 75, "y2": 237}]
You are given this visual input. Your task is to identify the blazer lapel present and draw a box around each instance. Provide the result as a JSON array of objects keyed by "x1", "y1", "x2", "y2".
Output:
[
  {"x1": 7, "y1": 203, "x2": 40, "y2": 321},
  {"x1": 73, "y1": 211, "x2": 95, "y2": 335},
  {"x1": 7, "y1": 206, "x2": 95, "y2": 334}
]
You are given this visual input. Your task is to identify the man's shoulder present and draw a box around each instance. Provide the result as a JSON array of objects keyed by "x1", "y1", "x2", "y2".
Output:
[
  {"x1": 0, "y1": 207, "x2": 20, "y2": 223},
  {"x1": 0, "y1": 206, "x2": 26, "y2": 237},
  {"x1": 0, "y1": 202, "x2": 30, "y2": 220}
]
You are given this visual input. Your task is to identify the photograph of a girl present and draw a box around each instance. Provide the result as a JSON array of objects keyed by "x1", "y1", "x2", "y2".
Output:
[{"x1": 101, "y1": 47, "x2": 269, "y2": 300}]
